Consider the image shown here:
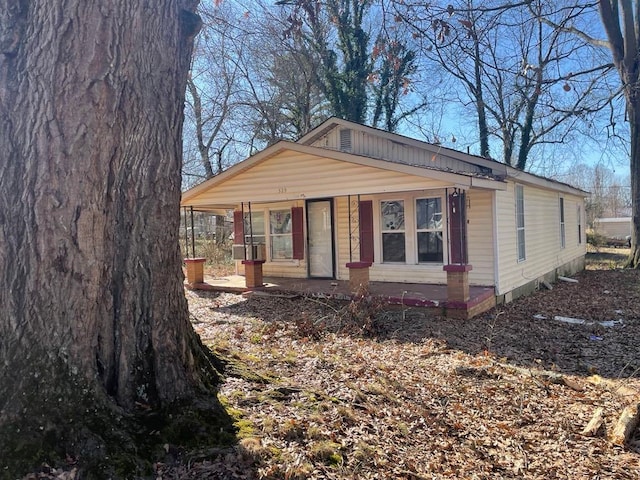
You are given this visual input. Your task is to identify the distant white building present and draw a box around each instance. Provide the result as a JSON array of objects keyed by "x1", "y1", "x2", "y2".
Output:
[{"x1": 594, "y1": 217, "x2": 631, "y2": 240}]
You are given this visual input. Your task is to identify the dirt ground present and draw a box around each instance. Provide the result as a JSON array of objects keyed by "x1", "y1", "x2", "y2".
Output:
[{"x1": 152, "y1": 249, "x2": 640, "y2": 479}]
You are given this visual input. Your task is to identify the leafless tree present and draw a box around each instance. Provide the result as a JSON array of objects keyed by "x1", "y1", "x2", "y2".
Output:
[
  {"x1": 276, "y1": 0, "x2": 422, "y2": 131},
  {"x1": 595, "y1": 0, "x2": 640, "y2": 266},
  {"x1": 565, "y1": 164, "x2": 631, "y2": 226},
  {"x1": 184, "y1": 3, "x2": 248, "y2": 184},
  {"x1": 395, "y1": 0, "x2": 615, "y2": 170}
]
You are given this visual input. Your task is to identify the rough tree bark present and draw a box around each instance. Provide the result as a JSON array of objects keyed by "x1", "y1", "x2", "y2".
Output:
[{"x1": 0, "y1": 0, "x2": 223, "y2": 475}]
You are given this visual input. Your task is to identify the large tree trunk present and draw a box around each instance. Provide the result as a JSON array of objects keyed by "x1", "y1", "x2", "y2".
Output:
[
  {"x1": 0, "y1": 0, "x2": 220, "y2": 474},
  {"x1": 627, "y1": 101, "x2": 640, "y2": 267},
  {"x1": 597, "y1": 0, "x2": 640, "y2": 268}
]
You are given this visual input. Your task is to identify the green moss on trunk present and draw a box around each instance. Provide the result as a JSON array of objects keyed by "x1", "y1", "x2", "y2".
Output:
[{"x1": 0, "y1": 350, "x2": 234, "y2": 479}]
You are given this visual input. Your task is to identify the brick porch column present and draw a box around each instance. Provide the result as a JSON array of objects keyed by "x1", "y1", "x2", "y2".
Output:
[
  {"x1": 346, "y1": 261, "x2": 372, "y2": 292},
  {"x1": 184, "y1": 257, "x2": 206, "y2": 285},
  {"x1": 443, "y1": 264, "x2": 473, "y2": 302},
  {"x1": 242, "y1": 259, "x2": 266, "y2": 288}
]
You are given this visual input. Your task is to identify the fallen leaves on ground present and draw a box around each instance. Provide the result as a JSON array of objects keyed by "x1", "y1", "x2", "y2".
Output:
[{"x1": 159, "y1": 265, "x2": 640, "y2": 479}]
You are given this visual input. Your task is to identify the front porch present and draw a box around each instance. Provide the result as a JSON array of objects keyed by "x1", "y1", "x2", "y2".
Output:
[{"x1": 185, "y1": 272, "x2": 496, "y2": 319}]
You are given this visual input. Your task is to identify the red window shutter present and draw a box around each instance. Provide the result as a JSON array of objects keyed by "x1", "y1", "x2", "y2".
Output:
[
  {"x1": 448, "y1": 192, "x2": 468, "y2": 264},
  {"x1": 233, "y1": 210, "x2": 244, "y2": 243},
  {"x1": 359, "y1": 200, "x2": 374, "y2": 263},
  {"x1": 292, "y1": 206, "x2": 304, "y2": 260}
]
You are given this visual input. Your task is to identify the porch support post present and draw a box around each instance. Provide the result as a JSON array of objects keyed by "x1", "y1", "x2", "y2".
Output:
[
  {"x1": 346, "y1": 261, "x2": 372, "y2": 293},
  {"x1": 448, "y1": 189, "x2": 468, "y2": 264},
  {"x1": 443, "y1": 264, "x2": 472, "y2": 302},
  {"x1": 242, "y1": 259, "x2": 265, "y2": 288},
  {"x1": 184, "y1": 257, "x2": 206, "y2": 285}
]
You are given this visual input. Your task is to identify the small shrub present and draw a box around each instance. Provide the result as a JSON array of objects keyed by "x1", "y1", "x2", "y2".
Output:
[
  {"x1": 338, "y1": 287, "x2": 385, "y2": 337},
  {"x1": 260, "y1": 416, "x2": 276, "y2": 434},
  {"x1": 587, "y1": 231, "x2": 606, "y2": 247},
  {"x1": 180, "y1": 238, "x2": 234, "y2": 275}
]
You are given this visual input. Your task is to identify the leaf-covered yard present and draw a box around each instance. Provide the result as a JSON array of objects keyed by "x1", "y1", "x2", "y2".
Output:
[{"x1": 158, "y1": 251, "x2": 640, "y2": 479}]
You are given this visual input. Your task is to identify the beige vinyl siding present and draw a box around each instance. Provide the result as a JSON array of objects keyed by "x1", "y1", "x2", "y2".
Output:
[
  {"x1": 188, "y1": 151, "x2": 450, "y2": 207},
  {"x1": 495, "y1": 183, "x2": 586, "y2": 295},
  {"x1": 311, "y1": 128, "x2": 488, "y2": 175},
  {"x1": 466, "y1": 190, "x2": 495, "y2": 286},
  {"x1": 236, "y1": 200, "x2": 308, "y2": 278}
]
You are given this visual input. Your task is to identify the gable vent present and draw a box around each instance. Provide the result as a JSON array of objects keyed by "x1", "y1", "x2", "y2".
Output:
[{"x1": 339, "y1": 128, "x2": 352, "y2": 151}]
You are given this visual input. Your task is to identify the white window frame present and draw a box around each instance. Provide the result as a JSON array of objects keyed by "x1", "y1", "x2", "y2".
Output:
[
  {"x1": 516, "y1": 184, "x2": 526, "y2": 262},
  {"x1": 577, "y1": 205, "x2": 582, "y2": 245},
  {"x1": 244, "y1": 210, "x2": 265, "y2": 246},
  {"x1": 380, "y1": 199, "x2": 406, "y2": 263},
  {"x1": 415, "y1": 196, "x2": 444, "y2": 264},
  {"x1": 559, "y1": 196, "x2": 566, "y2": 249},
  {"x1": 269, "y1": 209, "x2": 293, "y2": 261}
]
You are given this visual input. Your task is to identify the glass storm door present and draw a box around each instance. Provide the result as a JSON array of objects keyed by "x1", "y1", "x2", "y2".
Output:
[{"x1": 307, "y1": 200, "x2": 335, "y2": 278}]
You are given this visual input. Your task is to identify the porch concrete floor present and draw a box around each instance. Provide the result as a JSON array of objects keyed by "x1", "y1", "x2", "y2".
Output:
[{"x1": 189, "y1": 273, "x2": 495, "y2": 310}]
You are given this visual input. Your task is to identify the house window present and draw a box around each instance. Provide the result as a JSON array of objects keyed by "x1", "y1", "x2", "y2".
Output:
[
  {"x1": 244, "y1": 211, "x2": 265, "y2": 245},
  {"x1": 416, "y1": 197, "x2": 443, "y2": 263},
  {"x1": 559, "y1": 197, "x2": 565, "y2": 249},
  {"x1": 270, "y1": 209, "x2": 293, "y2": 260},
  {"x1": 577, "y1": 206, "x2": 582, "y2": 244},
  {"x1": 381, "y1": 200, "x2": 405, "y2": 262},
  {"x1": 516, "y1": 185, "x2": 526, "y2": 262}
]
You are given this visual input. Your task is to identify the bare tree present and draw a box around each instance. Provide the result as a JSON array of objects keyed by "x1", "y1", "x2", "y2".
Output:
[
  {"x1": 183, "y1": 1, "x2": 330, "y2": 181},
  {"x1": 277, "y1": 0, "x2": 421, "y2": 130},
  {"x1": 565, "y1": 163, "x2": 631, "y2": 226},
  {"x1": 533, "y1": 0, "x2": 640, "y2": 266},
  {"x1": 184, "y1": 3, "x2": 246, "y2": 183},
  {"x1": 596, "y1": 0, "x2": 640, "y2": 266},
  {"x1": 0, "y1": 0, "x2": 222, "y2": 475},
  {"x1": 396, "y1": 0, "x2": 615, "y2": 169},
  {"x1": 239, "y1": 10, "x2": 330, "y2": 144},
  {"x1": 371, "y1": 25, "x2": 424, "y2": 132}
]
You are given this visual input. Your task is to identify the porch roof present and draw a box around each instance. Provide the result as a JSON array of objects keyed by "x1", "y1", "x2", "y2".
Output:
[{"x1": 181, "y1": 142, "x2": 507, "y2": 212}]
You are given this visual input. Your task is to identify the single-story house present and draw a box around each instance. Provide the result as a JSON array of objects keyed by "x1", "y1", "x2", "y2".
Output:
[{"x1": 181, "y1": 118, "x2": 587, "y2": 318}]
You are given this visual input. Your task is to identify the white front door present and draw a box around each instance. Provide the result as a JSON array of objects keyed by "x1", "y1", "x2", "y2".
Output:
[{"x1": 307, "y1": 200, "x2": 334, "y2": 278}]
